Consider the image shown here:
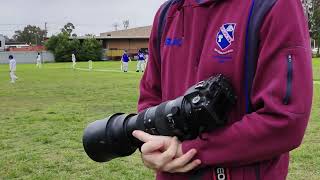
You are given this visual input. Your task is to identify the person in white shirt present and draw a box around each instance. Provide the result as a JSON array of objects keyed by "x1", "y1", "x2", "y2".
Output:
[
  {"x1": 121, "y1": 50, "x2": 131, "y2": 72},
  {"x1": 136, "y1": 49, "x2": 146, "y2": 72},
  {"x1": 72, "y1": 53, "x2": 76, "y2": 69},
  {"x1": 9, "y1": 55, "x2": 18, "y2": 83},
  {"x1": 144, "y1": 53, "x2": 149, "y2": 70},
  {"x1": 36, "y1": 52, "x2": 42, "y2": 68}
]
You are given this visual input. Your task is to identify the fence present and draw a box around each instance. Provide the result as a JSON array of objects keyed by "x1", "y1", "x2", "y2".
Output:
[{"x1": 0, "y1": 51, "x2": 55, "y2": 64}]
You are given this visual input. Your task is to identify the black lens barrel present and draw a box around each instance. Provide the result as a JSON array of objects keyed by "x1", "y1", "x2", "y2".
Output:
[
  {"x1": 82, "y1": 74, "x2": 236, "y2": 163},
  {"x1": 83, "y1": 113, "x2": 138, "y2": 162}
]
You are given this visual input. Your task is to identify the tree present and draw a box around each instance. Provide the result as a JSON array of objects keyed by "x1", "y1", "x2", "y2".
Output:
[
  {"x1": 45, "y1": 33, "x2": 102, "y2": 62},
  {"x1": 4, "y1": 35, "x2": 14, "y2": 43},
  {"x1": 302, "y1": 0, "x2": 320, "y2": 55},
  {"x1": 312, "y1": 7, "x2": 320, "y2": 55},
  {"x1": 78, "y1": 38, "x2": 103, "y2": 61},
  {"x1": 61, "y1": 22, "x2": 77, "y2": 37},
  {"x1": 13, "y1": 25, "x2": 47, "y2": 45},
  {"x1": 45, "y1": 33, "x2": 81, "y2": 62},
  {"x1": 302, "y1": 0, "x2": 313, "y2": 30}
]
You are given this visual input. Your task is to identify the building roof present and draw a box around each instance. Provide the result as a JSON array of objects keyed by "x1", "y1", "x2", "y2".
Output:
[
  {"x1": 100, "y1": 26, "x2": 152, "y2": 38},
  {"x1": 5, "y1": 42, "x2": 29, "y2": 45},
  {"x1": 75, "y1": 36, "x2": 149, "y2": 40},
  {"x1": 74, "y1": 26, "x2": 152, "y2": 40}
]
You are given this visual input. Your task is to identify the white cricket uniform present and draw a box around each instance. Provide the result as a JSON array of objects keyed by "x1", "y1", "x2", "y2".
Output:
[
  {"x1": 72, "y1": 54, "x2": 76, "y2": 69},
  {"x1": 9, "y1": 59, "x2": 18, "y2": 83},
  {"x1": 136, "y1": 53, "x2": 146, "y2": 72},
  {"x1": 137, "y1": 61, "x2": 145, "y2": 72},
  {"x1": 122, "y1": 62, "x2": 129, "y2": 72},
  {"x1": 144, "y1": 54, "x2": 149, "y2": 70},
  {"x1": 121, "y1": 54, "x2": 130, "y2": 72},
  {"x1": 145, "y1": 54, "x2": 149, "y2": 64},
  {"x1": 36, "y1": 55, "x2": 42, "y2": 68}
]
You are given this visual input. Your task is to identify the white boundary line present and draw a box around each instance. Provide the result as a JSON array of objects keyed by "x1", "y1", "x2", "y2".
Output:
[{"x1": 75, "y1": 68, "x2": 139, "y2": 74}]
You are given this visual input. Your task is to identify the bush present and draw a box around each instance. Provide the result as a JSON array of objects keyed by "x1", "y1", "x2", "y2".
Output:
[
  {"x1": 77, "y1": 38, "x2": 103, "y2": 61},
  {"x1": 45, "y1": 34, "x2": 102, "y2": 62}
]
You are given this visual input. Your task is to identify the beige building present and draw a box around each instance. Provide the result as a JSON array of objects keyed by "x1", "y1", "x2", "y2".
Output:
[{"x1": 78, "y1": 26, "x2": 151, "y2": 59}]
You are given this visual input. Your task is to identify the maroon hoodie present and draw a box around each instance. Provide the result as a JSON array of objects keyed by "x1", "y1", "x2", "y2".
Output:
[{"x1": 138, "y1": 0, "x2": 313, "y2": 179}]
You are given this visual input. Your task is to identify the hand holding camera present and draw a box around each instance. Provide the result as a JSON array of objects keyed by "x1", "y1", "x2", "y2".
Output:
[{"x1": 83, "y1": 74, "x2": 236, "y2": 163}]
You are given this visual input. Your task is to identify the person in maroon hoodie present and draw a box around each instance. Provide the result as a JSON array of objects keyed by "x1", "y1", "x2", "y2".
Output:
[{"x1": 132, "y1": 0, "x2": 313, "y2": 179}]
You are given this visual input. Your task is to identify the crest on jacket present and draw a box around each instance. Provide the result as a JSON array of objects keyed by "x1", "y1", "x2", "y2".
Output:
[{"x1": 216, "y1": 23, "x2": 236, "y2": 50}]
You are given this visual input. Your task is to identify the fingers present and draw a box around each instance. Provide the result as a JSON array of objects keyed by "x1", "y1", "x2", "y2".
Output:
[
  {"x1": 132, "y1": 130, "x2": 154, "y2": 143},
  {"x1": 159, "y1": 137, "x2": 179, "y2": 162},
  {"x1": 141, "y1": 137, "x2": 179, "y2": 170},
  {"x1": 161, "y1": 149, "x2": 197, "y2": 172},
  {"x1": 136, "y1": 133, "x2": 200, "y2": 173},
  {"x1": 141, "y1": 140, "x2": 164, "y2": 154},
  {"x1": 170, "y1": 159, "x2": 201, "y2": 173}
]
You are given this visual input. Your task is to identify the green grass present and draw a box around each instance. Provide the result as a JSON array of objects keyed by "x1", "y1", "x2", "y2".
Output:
[
  {"x1": 0, "y1": 61, "x2": 319, "y2": 179},
  {"x1": 0, "y1": 61, "x2": 154, "y2": 180},
  {"x1": 288, "y1": 85, "x2": 320, "y2": 180},
  {"x1": 313, "y1": 58, "x2": 320, "y2": 81}
]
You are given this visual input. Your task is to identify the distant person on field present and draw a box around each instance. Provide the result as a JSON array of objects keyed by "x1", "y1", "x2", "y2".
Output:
[
  {"x1": 136, "y1": 49, "x2": 146, "y2": 72},
  {"x1": 36, "y1": 52, "x2": 42, "y2": 68},
  {"x1": 121, "y1": 50, "x2": 131, "y2": 72},
  {"x1": 9, "y1": 55, "x2": 18, "y2": 83},
  {"x1": 144, "y1": 52, "x2": 149, "y2": 70},
  {"x1": 72, "y1": 53, "x2": 77, "y2": 69}
]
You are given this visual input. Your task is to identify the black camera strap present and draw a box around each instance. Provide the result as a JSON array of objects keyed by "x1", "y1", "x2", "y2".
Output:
[{"x1": 156, "y1": 0, "x2": 277, "y2": 179}]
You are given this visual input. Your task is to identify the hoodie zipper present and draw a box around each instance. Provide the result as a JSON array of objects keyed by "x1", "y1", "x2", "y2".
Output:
[{"x1": 283, "y1": 54, "x2": 293, "y2": 105}]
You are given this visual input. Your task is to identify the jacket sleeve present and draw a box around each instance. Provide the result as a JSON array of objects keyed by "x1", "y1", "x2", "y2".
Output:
[
  {"x1": 137, "y1": 7, "x2": 163, "y2": 112},
  {"x1": 182, "y1": 0, "x2": 313, "y2": 167}
]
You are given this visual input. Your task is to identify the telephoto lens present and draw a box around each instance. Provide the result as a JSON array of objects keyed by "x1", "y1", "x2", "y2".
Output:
[{"x1": 83, "y1": 74, "x2": 237, "y2": 162}]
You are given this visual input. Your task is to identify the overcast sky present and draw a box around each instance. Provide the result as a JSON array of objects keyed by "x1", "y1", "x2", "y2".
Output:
[{"x1": 0, "y1": 0, "x2": 167, "y2": 38}]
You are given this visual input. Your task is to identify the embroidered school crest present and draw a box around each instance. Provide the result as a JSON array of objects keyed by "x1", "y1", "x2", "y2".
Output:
[{"x1": 216, "y1": 23, "x2": 236, "y2": 51}]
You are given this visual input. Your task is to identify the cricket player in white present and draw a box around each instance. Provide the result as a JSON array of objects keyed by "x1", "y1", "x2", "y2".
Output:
[
  {"x1": 144, "y1": 53, "x2": 149, "y2": 70},
  {"x1": 36, "y1": 52, "x2": 42, "y2": 68},
  {"x1": 9, "y1": 55, "x2": 18, "y2": 83},
  {"x1": 136, "y1": 50, "x2": 146, "y2": 72},
  {"x1": 121, "y1": 50, "x2": 130, "y2": 72},
  {"x1": 145, "y1": 53, "x2": 149, "y2": 63},
  {"x1": 72, "y1": 53, "x2": 76, "y2": 69}
]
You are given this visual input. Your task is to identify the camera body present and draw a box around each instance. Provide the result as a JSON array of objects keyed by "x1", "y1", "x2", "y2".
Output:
[{"x1": 83, "y1": 74, "x2": 236, "y2": 162}]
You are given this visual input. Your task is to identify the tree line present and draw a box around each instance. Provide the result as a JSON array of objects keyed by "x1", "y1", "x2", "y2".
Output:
[
  {"x1": 5, "y1": 22, "x2": 102, "y2": 62},
  {"x1": 304, "y1": 0, "x2": 320, "y2": 55},
  {"x1": 45, "y1": 23, "x2": 102, "y2": 62}
]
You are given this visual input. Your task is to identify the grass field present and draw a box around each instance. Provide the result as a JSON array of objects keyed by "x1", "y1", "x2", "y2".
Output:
[
  {"x1": 313, "y1": 58, "x2": 320, "y2": 81},
  {"x1": 0, "y1": 60, "x2": 319, "y2": 180}
]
